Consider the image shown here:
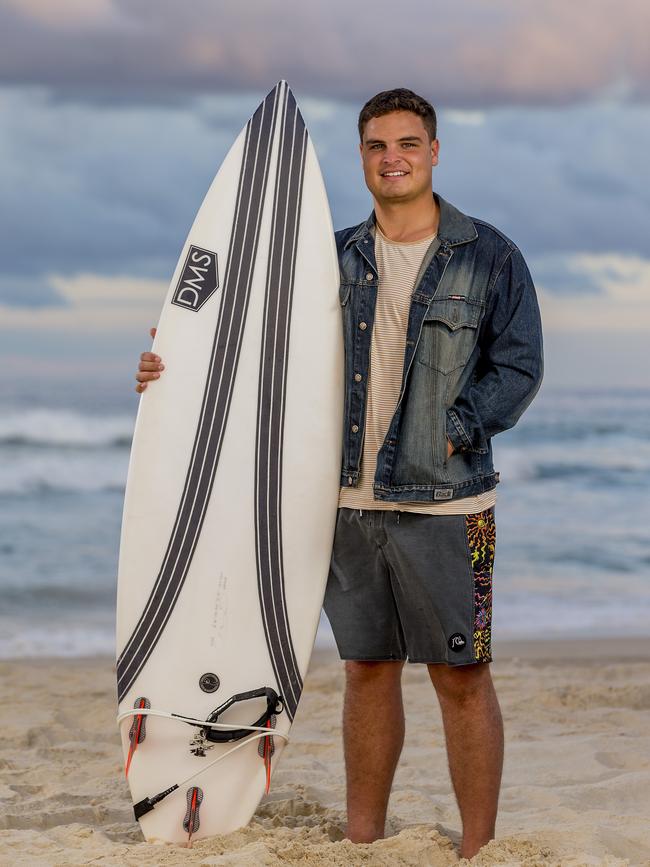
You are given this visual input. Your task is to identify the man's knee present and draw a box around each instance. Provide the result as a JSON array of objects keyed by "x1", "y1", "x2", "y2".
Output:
[
  {"x1": 427, "y1": 661, "x2": 494, "y2": 705},
  {"x1": 345, "y1": 659, "x2": 405, "y2": 685}
]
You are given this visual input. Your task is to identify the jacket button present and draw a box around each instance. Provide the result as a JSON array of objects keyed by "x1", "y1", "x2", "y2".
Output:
[
  {"x1": 359, "y1": 321, "x2": 367, "y2": 330},
  {"x1": 348, "y1": 476, "x2": 353, "y2": 485},
  {"x1": 365, "y1": 272, "x2": 373, "y2": 281},
  {"x1": 351, "y1": 424, "x2": 359, "y2": 433},
  {"x1": 354, "y1": 373, "x2": 362, "y2": 382}
]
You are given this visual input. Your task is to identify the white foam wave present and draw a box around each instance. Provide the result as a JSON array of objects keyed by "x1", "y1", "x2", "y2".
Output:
[
  {"x1": 493, "y1": 597, "x2": 650, "y2": 639},
  {"x1": 0, "y1": 619, "x2": 115, "y2": 659},
  {"x1": 0, "y1": 450, "x2": 128, "y2": 494},
  {"x1": 0, "y1": 408, "x2": 133, "y2": 448},
  {"x1": 494, "y1": 440, "x2": 650, "y2": 484}
]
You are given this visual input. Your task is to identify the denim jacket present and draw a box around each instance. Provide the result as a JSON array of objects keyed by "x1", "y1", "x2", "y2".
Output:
[{"x1": 336, "y1": 193, "x2": 544, "y2": 502}]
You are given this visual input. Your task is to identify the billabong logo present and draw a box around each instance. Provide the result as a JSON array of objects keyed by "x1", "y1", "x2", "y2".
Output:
[
  {"x1": 172, "y1": 246, "x2": 219, "y2": 312},
  {"x1": 448, "y1": 632, "x2": 467, "y2": 652}
]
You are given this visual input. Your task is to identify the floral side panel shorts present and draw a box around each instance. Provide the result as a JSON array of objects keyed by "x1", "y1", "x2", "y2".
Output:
[{"x1": 323, "y1": 506, "x2": 496, "y2": 665}]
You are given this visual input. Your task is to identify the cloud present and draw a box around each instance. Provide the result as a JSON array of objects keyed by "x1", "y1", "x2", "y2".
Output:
[
  {"x1": 1, "y1": 0, "x2": 118, "y2": 28},
  {"x1": 1, "y1": 88, "x2": 649, "y2": 314},
  {"x1": 433, "y1": 102, "x2": 650, "y2": 259},
  {"x1": 0, "y1": 275, "x2": 67, "y2": 308},
  {"x1": 3, "y1": 251, "x2": 647, "y2": 345},
  {"x1": 0, "y1": 273, "x2": 165, "y2": 332},
  {"x1": 0, "y1": 0, "x2": 648, "y2": 108},
  {"x1": 444, "y1": 111, "x2": 486, "y2": 127},
  {"x1": 0, "y1": 87, "x2": 241, "y2": 287},
  {"x1": 535, "y1": 252, "x2": 650, "y2": 332}
]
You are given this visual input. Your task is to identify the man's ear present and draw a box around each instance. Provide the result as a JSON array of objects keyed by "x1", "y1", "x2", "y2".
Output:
[{"x1": 431, "y1": 138, "x2": 440, "y2": 167}]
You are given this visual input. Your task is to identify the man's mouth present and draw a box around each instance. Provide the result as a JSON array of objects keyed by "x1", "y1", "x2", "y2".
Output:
[{"x1": 381, "y1": 170, "x2": 409, "y2": 177}]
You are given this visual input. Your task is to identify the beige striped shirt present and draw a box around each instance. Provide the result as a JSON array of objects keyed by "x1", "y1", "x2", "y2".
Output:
[{"x1": 338, "y1": 227, "x2": 497, "y2": 515}]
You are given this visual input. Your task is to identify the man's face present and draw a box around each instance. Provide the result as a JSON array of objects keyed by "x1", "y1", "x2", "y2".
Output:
[{"x1": 359, "y1": 111, "x2": 439, "y2": 206}]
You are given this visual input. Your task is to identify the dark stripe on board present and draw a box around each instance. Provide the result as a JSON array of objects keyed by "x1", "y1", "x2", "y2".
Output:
[
  {"x1": 254, "y1": 86, "x2": 308, "y2": 721},
  {"x1": 117, "y1": 84, "x2": 282, "y2": 702}
]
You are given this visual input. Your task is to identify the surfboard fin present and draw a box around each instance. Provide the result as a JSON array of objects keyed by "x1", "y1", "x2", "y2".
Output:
[
  {"x1": 183, "y1": 786, "x2": 203, "y2": 847},
  {"x1": 258, "y1": 714, "x2": 277, "y2": 794},
  {"x1": 125, "y1": 696, "x2": 150, "y2": 777}
]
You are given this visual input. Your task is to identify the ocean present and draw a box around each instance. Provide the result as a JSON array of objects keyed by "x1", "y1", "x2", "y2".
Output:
[{"x1": 0, "y1": 378, "x2": 648, "y2": 658}]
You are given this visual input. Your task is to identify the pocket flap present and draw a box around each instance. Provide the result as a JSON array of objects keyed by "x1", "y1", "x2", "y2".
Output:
[{"x1": 423, "y1": 295, "x2": 483, "y2": 330}]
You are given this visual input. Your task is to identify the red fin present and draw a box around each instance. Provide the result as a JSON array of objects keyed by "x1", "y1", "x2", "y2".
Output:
[
  {"x1": 125, "y1": 698, "x2": 146, "y2": 778},
  {"x1": 187, "y1": 788, "x2": 198, "y2": 847}
]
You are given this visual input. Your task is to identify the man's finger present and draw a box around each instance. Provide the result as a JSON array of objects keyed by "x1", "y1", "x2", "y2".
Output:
[
  {"x1": 138, "y1": 360, "x2": 164, "y2": 372},
  {"x1": 140, "y1": 351, "x2": 161, "y2": 362},
  {"x1": 136, "y1": 371, "x2": 160, "y2": 383},
  {"x1": 150, "y1": 327, "x2": 157, "y2": 338},
  {"x1": 135, "y1": 381, "x2": 148, "y2": 393}
]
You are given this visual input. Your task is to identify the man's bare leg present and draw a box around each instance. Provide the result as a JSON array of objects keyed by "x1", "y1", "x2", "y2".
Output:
[
  {"x1": 343, "y1": 660, "x2": 405, "y2": 842},
  {"x1": 427, "y1": 662, "x2": 503, "y2": 860}
]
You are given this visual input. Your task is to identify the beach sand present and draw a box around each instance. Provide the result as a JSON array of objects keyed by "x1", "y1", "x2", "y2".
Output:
[{"x1": 1, "y1": 639, "x2": 649, "y2": 866}]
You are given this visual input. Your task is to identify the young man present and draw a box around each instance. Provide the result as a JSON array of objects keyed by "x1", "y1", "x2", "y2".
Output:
[{"x1": 135, "y1": 89, "x2": 543, "y2": 859}]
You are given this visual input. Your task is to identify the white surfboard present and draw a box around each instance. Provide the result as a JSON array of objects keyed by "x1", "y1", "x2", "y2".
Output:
[{"x1": 115, "y1": 81, "x2": 343, "y2": 844}]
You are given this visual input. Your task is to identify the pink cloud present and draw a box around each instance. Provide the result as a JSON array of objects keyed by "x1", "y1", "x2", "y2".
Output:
[{"x1": 0, "y1": 0, "x2": 647, "y2": 106}]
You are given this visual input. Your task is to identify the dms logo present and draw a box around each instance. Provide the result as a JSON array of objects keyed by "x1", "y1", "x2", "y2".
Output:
[{"x1": 172, "y1": 246, "x2": 219, "y2": 312}]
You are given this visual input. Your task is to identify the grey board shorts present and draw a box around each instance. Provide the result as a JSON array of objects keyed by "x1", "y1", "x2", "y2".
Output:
[{"x1": 323, "y1": 506, "x2": 496, "y2": 665}]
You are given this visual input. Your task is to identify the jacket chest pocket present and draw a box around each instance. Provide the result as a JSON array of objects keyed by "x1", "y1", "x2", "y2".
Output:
[{"x1": 418, "y1": 295, "x2": 484, "y2": 375}]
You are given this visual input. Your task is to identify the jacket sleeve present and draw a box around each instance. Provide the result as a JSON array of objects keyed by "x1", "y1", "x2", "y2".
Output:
[{"x1": 445, "y1": 246, "x2": 544, "y2": 454}]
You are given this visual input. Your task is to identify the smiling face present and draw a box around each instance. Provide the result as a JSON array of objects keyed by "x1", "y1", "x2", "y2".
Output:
[{"x1": 360, "y1": 111, "x2": 439, "y2": 208}]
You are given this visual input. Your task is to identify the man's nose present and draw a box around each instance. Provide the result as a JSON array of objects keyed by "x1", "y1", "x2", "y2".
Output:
[{"x1": 382, "y1": 148, "x2": 401, "y2": 164}]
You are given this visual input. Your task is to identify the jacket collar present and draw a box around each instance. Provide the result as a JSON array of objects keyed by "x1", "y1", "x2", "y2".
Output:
[{"x1": 343, "y1": 192, "x2": 478, "y2": 250}]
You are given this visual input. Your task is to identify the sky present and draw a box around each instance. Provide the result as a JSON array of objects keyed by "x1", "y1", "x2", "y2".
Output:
[{"x1": 1, "y1": 0, "x2": 648, "y2": 390}]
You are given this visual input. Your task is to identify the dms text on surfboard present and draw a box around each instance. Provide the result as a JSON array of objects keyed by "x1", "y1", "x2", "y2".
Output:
[{"x1": 171, "y1": 245, "x2": 219, "y2": 312}]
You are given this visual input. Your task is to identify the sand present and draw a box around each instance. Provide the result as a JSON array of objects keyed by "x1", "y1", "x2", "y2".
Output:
[{"x1": 1, "y1": 639, "x2": 649, "y2": 866}]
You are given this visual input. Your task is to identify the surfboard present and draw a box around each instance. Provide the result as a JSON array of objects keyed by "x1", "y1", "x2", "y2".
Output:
[{"x1": 115, "y1": 80, "x2": 343, "y2": 844}]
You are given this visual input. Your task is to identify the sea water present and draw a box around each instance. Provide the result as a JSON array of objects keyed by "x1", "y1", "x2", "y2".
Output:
[{"x1": 0, "y1": 378, "x2": 648, "y2": 658}]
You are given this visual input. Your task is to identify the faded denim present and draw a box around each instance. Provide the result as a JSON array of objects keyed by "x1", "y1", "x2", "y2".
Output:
[{"x1": 336, "y1": 193, "x2": 544, "y2": 502}]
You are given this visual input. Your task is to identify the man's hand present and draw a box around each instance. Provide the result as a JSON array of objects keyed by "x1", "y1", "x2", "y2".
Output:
[
  {"x1": 135, "y1": 327, "x2": 165, "y2": 393},
  {"x1": 447, "y1": 438, "x2": 455, "y2": 459}
]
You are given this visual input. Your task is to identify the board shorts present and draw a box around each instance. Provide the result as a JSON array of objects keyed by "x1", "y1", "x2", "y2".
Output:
[{"x1": 323, "y1": 506, "x2": 496, "y2": 665}]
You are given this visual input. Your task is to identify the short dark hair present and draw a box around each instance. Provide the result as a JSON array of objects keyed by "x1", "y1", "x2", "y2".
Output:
[{"x1": 358, "y1": 88, "x2": 437, "y2": 142}]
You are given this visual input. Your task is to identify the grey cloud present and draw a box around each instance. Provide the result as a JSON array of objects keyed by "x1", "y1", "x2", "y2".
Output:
[
  {"x1": 1, "y1": 88, "x2": 648, "y2": 311},
  {"x1": 528, "y1": 256, "x2": 605, "y2": 296},
  {"x1": 0, "y1": 0, "x2": 648, "y2": 108},
  {"x1": 0, "y1": 87, "x2": 247, "y2": 285},
  {"x1": 0, "y1": 275, "x2": 68, "y2": 308},
  {"x1": 430, "y1": 103, "x2": 650, "y2": 259}
]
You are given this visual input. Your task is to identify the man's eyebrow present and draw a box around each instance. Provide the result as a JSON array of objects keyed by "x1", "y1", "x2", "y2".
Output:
[{"x1": 364, "y1": 135, "x2": 423, "y2": 145}]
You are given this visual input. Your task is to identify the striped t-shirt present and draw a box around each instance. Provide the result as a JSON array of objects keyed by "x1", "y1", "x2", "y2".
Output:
[{"x1": 338, "y1": 227, "x2": 497, "y2": 515}]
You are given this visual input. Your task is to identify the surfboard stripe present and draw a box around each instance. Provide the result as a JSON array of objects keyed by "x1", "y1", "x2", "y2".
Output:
[
  {"x1": 255, "y1": 86, "x2": 308, "y2": 721},
  {"x1": 117, "y1": 84, "x2": 283, "y2": 702}
]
